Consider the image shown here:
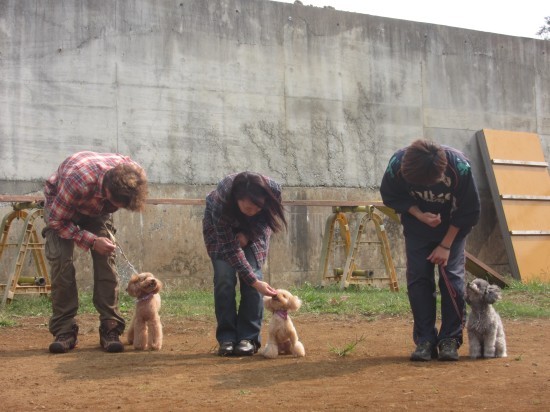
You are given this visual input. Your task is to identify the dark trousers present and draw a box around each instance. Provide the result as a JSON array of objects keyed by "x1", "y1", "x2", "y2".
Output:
[
  {"x1": 43, "y1": 213, "x2": 125, "y2": 337},
  {"x1": 212, "y1": 247, "x2": 263, "y2": 346},
  {"x1": 405, "y1": 234, "x2": 466, "y2": 347}
]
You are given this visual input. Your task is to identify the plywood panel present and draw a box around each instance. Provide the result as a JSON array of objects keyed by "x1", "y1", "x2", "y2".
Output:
[
  {"x1": 477, "y1": 129, "x2": 550, "y2": 282},
  {"x1": 483, "y1": 129, "x2": 547, "y2": 162},
  {"x1": 493, "y1": 167, "x2": 550, "y2": 196},
  {"x1": 502, "y1": 202, "x2": 550, "y2": 231},
  {"x1": 511, "y1": 237, "x2": 550, "y2": 282}
]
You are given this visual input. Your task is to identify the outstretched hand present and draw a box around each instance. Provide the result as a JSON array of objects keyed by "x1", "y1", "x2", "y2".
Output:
[{"x1": 252, "y1": 280, "x2": 278, "y2": 297}]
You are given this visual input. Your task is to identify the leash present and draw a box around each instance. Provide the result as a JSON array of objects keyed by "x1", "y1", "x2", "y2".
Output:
[
  {"x1": 105, "y1": 227, "x2": 139, "y2": 275},
  {"x1": 117, "y1": 244, "x2": 139, "y2": 275},
  {"x1": 439, "y1": 265, "x2": 464, "y2": 327}
]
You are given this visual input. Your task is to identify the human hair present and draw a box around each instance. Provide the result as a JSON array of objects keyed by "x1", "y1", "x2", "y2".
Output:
[
  {"x1": 222, "y1": 172, "x2": 287, "y2": 239},
  {"x1": 104, "y1": 163, "x2": 148, "y2": 211},
  {"x1": 401, "y1": 139, "x2": 447, "y2": 186}
]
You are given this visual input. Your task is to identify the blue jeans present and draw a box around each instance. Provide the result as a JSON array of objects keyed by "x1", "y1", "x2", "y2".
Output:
[
  {"x1": 405, "y1": 234, "x2": 466, "y2": 347},
  {"x1": 212, "y1": 247, "x2": 263, "y2": 346}
]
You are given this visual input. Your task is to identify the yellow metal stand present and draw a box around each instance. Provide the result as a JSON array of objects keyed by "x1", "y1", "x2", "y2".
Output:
[
  {"x1": 319, "y1": 205, "x2": 399, "y2": 291},
  {"x1": 0, "y1": 202, "x2": 50, "y2": 305}
]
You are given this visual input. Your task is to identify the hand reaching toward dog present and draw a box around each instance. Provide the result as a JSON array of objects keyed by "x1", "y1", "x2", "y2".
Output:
[
  {"x1": 92, "y1": 236, "x2": 116, "y2": 255},
  {"x1": 252, "y1": 280, "x2": 278, "y2": 297}
]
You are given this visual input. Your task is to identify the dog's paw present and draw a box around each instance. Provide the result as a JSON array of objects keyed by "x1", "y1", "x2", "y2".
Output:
[
  {"x1": 262, "y1": 344, "x2": 279, "y2": 359},
  {"x1": 292, "y1": 341, "x2": 305, "y2": 357}
]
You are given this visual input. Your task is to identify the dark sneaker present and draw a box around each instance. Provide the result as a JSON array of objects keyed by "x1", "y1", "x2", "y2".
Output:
[
  {"x1": 49, "y1": 324, "x2": 79, "y2": 354},
  {"x1": 410, "y1": 341, "x2": 438, "y2": 361},
  {"x1": 99, "y1": 320, "x2": 124, "y2": 353},
  {"x1": 233, "y1": 340, "x2": 258, "y2": 356},
  {"x1": 438, "y1": 338, "x2": 459, "y2": 361},
  {"x1": 218, "y1": 341, "x2": 235, "y2": 356}
]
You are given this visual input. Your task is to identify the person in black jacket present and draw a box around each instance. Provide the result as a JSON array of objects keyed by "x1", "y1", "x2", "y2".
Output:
[{"x1": 380, "y1": 139, "x2": 480, "y2": 362}]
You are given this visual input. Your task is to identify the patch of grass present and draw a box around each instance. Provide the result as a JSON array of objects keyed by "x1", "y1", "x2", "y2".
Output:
[
  {"x1": 155, "y1": 289, "x2": 214, "y2": 318},
  {"x1": 496, "y1": 280, "x2": 550, "y2": 318},
  {"x1": 0, "y1": 314, "x2": 16, "y2": 327},
  {"x1": 329, "y1": 334, "x2": 365, "y2": 357},
  {"x1": 293, "y1": 282, "x2": 411, "y2": 318},
  {"x1": 0, "y1": 280, "x2": 548, "y2": 328}
]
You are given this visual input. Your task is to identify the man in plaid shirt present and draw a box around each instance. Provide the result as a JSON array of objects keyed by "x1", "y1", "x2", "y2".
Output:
[
  {"x1": 43, "y1": 151, "x2": 148, "y2": 353},
  {"x1": 203, "y1": 172, "x2": 286, "y2": 356}
]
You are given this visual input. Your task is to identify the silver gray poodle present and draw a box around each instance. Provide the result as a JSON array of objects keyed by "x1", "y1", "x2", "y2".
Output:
[{"x1": 464, "y1": 278, "x2": 507, "y2": 359}]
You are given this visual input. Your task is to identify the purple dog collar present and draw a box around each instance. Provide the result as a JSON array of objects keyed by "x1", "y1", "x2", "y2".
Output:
[
  {"x1": 275, "y1": 310, "x2": 288, "y2": 320},
  {"x1": 137, "y1": 293, "x2": 154, "y2": 302}
]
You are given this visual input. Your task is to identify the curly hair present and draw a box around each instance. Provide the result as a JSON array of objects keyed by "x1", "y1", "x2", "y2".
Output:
[
  {"x1": 104, "y1": 163, "x2": 148, "y2": 211},
  {"x1": 401, "y1": 139, "x2": 447, "y2": 186},
  {"x1": 222, "y1": 172, "x2": 287, "y2": 240}
]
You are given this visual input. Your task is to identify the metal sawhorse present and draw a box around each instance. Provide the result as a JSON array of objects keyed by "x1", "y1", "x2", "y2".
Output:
[
  {"x1": 319, "y1": 205, "x2": 399, "y2": 291},
  {"x1": 0, "y1": 201, "x2": 50, "y2": 306}
]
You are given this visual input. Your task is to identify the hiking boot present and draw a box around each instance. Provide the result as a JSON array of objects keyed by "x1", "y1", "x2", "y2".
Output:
[
  {"x1": 99, "y1": 320, "x2": 124, "y2": 353},
  {"x1": 49, "y1": 324, "x2": 79, "y2": 354},
  {"x1": 410, "y1": 341, "x2": 438, "y2": 361},
  {"x1": 233, "y1": 340, "x2": 258, "y2": 356},
  {"x1": 218, "y1": 341, "x2": 235, "y2": 356},
  {"x1": 438, "y1": 338, "x2": 459, "y2": 361}
]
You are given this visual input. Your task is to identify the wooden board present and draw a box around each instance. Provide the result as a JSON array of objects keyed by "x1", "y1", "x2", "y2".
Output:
[
  {"x1": 477, "y1": 129, "x2": 550, "y2": 282},
  {"x1": 0, "y1": 195, "x2": 385, "y2": 208}
]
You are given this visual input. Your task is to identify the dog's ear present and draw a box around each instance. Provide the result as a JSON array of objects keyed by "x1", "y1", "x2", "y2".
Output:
[
  {"x1": 287, "y1": 295, "x2": 302, "y2": 312},
  {"x1": 484, "y1": 284, "x2": 502, "y2": 304},
  {"x1": 126, "y1": 274, "x2": 139, "y2": 296},
  {"x1": 155, "y1": 278, "x2": 163, "y2": 293}
]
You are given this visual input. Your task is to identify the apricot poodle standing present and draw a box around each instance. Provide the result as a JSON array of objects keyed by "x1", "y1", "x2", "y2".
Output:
[{"x1": 126, "y1": 272, "x2": 163, "y2": 351}]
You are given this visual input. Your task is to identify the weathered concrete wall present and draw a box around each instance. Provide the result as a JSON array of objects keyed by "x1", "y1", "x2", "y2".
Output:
[{"x1": 1, "y1": 0, "x2": 549, "y2": 288}]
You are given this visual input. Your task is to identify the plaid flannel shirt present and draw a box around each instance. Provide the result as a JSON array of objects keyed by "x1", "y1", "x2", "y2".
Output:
[
  {"x1": 44, "y1": 151, "x2": 138, "y2": 250},
  {"x1": 202, "y1": 173, "x2": 282, "y2": 286}
]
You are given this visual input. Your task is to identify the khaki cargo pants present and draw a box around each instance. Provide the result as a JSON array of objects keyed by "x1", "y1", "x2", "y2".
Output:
[{"x1": 43, "y1": 212, "x2": 125, "y2": 337}]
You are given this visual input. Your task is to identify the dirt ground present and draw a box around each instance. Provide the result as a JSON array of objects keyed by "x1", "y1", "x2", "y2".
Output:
[{"x1": 1, "y1": 314, "x2": 549, "y2": 411}]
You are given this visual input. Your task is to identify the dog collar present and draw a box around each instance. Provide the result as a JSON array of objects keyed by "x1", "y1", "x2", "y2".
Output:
[
  {"x1": 136, "y1": 293, "x2": 154, "y2": 302},
  {"x1": 275, "y1": 310, "x2": 288, "y2": 320}
]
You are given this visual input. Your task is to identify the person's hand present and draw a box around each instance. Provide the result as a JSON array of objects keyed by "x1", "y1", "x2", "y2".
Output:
[
  {"x1": 92, "y1": 236, "x2": 116, "y2": 255},
  {"x1": 252, "y1": 280, "x2": 278, "y2": 297},
  {"x1": 419, "y1": 212, "x2": 441, "y2": 228},
  {"x1": 427, "y1": 245, "x2": 450, "y2": 267},
  {"x1": 236, "y1": 232, "x2": 249, "y2": 248}
]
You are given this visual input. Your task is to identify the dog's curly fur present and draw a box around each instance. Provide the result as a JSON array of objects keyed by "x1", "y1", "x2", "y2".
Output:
[
  {"x1": 465, "y1": 278, "x2": 507, "y2": 359},
  {"x1": 126, "y1": 272, "x2": 163, "y2": 351},
  {"x1": 262, "y1": 289, "x2": 305, "y2": 359}
]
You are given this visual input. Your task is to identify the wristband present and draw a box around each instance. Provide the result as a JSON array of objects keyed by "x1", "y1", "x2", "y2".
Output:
[
  {"x1": 439, "y1": 243, "x2": 450, "y2": 250},
  {"x1": 92, "y1": 238, "x2": 97, "y2": 250}
]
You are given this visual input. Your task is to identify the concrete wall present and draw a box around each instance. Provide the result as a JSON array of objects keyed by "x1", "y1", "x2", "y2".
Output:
[{"x1": 1, "y1": 0, "x2": 549, "y2": 289}]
